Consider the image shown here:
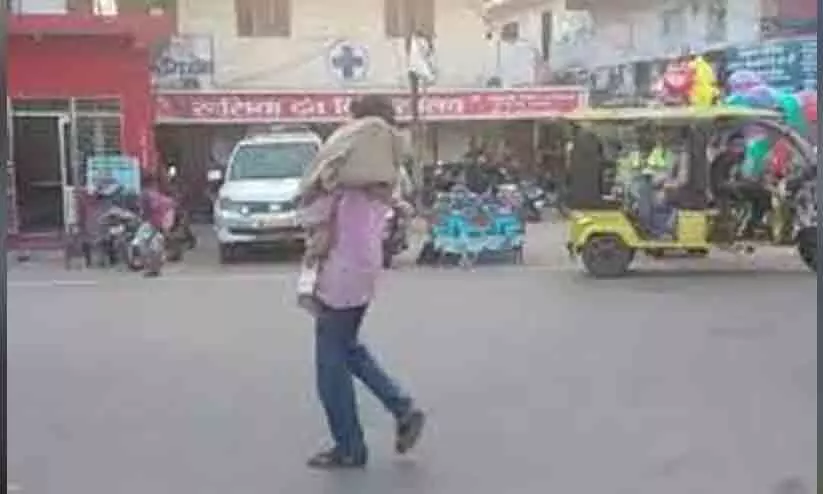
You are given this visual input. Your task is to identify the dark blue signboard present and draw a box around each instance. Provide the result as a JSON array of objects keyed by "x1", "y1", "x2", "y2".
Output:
[{"x1": 724, "y1": 36, "x2": 817, "y2": 91}]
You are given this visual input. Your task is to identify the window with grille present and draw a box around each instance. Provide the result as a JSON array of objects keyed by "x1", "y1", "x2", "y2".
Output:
[
  {"x1": 660, "y1": 7, "x2": 686, "y2": 39},
  {"x1": 540, "y1": 11, "x2": 553, "y2": 62},
  {"x1": 500, "y1": 22, "x2": 520, "y2": 41},
  {"x1": 384, "y1": 0, "x2": 435, "y2": 38},
  {"x1": 75, "y1": 116, "x2": 122, "y2": 186},
  {"x1": 235, "y1": 0, "x2": 291, "y2": 38},
  {"x1": 74, "y1": 99, "x2": 122, "y2": 186},
  {"x1": 706, "y1": 0, "x2": 728, "y2": 42}
]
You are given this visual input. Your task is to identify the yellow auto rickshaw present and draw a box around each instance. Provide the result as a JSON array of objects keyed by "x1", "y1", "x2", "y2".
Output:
[{"x1": 557, "y1": 105, "x2": 817, "y2": 277}]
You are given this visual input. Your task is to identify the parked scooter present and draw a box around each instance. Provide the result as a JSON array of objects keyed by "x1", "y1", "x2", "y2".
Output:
[
  {"x1": 128, "y1": 221, "x2": 166, "y2": 274},
  {"x1": 87, "y1": 183, "x2": 141, "y2": 267}
]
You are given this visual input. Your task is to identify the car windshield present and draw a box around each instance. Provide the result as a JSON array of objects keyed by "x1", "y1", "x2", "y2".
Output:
[{"x1": 228, "y1": 141, "x2": 317, "y2": 180}]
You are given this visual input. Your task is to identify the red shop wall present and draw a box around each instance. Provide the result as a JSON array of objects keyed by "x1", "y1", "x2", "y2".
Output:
[{"x1": 8, "y1": 35, "x2": 156, "y2": 171}]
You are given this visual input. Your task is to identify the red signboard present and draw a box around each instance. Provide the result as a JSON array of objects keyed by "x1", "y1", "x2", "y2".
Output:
[{"x1": 154, "y1": 88, "x2": 587, "y2": 123}]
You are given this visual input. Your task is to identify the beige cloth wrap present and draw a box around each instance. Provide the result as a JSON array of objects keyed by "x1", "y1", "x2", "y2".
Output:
[{"x1": 298, "y1": 116, "x2": 406, "y2": 264}]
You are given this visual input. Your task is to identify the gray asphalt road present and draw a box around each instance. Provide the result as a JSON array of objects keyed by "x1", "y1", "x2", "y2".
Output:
[{"x1": 8, "y1": 223, "x2": 817, "y2": 494}]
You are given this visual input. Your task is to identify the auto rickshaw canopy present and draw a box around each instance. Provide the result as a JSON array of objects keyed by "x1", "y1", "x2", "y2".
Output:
[
  {"x1": 557, "y1": 105, "x2": 805, "y2": 211},
  {"x1": 560, "y1": 105, "x2": 781, "y2": 123}
]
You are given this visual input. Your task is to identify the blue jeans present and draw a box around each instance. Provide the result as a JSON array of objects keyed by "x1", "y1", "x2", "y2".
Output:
[{"x1": 314, "y1": 304, "x2": 412, "y2": 457}]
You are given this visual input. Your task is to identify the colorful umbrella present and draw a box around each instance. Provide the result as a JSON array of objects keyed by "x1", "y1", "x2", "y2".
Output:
[
  {"x1": 724, "y1": 92, "x2": 758, "y2": 108},
  {"x1": 726, "y1": 70, "x2": 764, "y2": 94},
  {"x1": 743, "y1": 85, "x2": 780, "y2": 109}
]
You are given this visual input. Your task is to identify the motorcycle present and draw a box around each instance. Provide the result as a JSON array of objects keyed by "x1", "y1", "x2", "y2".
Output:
[
  {"x1": 95, "y1": 207, "x2": 142, "y2": 269},
  {"x1": 497, "y1": 182, "x2": 544, "y2": 223},
  {"x1": 382, "y1": 203, "x2": 410, "y2": 269},
  {"x1": 519, "y1": 180, "x2": 546, "y2": 222}
]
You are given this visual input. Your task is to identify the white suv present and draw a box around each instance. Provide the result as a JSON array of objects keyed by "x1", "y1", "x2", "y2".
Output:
[{"x1": 211, "y1": 131, "x2": 320, "y2": 262}]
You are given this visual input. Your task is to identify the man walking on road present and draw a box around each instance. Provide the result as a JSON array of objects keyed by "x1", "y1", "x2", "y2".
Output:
[{"x1": 297, "y1": 95, "x2": 426, "y2": 469}]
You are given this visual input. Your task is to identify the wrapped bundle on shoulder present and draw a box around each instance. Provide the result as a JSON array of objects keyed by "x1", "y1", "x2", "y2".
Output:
[{"x1": 300, "y1": 116, "x2": 404, "y2": 197}]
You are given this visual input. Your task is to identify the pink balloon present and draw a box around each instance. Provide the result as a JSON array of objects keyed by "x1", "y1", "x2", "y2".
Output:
[{"x1": 796, "y1": 90, "x2": 817, "y2": 122}]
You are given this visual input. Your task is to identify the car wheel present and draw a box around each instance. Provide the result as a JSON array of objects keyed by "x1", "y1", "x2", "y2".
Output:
[
  {"x1": 219, "y1": 244, "x2": 236, "y2": 264},
  {"x1": 581, "y1": 234, "x2": 634, "y2": 278}
]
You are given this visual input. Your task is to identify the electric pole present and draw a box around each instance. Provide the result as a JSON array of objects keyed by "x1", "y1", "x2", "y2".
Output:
[
  {"x1": 404, "y1": 1, "x2": 433, "y2": 207},
  {"x1": 404, "y1": 3, "x2": 423, "y2": 205},
  {"x1": 406, "y1": 34, "x2": 422, "y2": 205}
]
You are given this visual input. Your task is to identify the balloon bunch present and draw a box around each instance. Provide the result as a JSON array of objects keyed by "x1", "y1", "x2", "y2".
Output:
[
  {"x1": 724, "y1": 70, "x2": 817, "y2": 131},
  {"x1": 722, "y1": 70, "x2": 818, "y2": 179},
  {"x1": 654, "y1": 55, "x2": 719, "y2": 107}
]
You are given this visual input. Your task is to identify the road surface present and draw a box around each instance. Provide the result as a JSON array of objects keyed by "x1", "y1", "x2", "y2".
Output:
[{"x1": 8, "y1": 222, "x2": 816, "y2": 494}]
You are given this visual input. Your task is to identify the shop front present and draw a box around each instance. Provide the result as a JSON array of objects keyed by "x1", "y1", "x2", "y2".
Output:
[
  {"x1": 551, "y1": 49, "x2": 728, "y2": 107},
  {"x1": 7, "y1": 14, "x2": 173, "y2": 245},
  {"x1": 154, "y1": 87, "x2": 587, "y2": 217}
]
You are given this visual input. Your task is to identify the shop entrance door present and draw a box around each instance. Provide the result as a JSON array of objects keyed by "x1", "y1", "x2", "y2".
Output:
[{"x1": 12, "y1": 113, "x2": 71, "y2": 233}]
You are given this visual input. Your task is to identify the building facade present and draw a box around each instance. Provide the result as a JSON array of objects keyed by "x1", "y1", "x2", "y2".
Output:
[
  {"x1": 157, "y1": 0, "x2": 587, "y2": 216},
  {"x1": 172, "y1": 0, "x2": 561, "y2": 90},
  {"x1": 177, "y1": 0, "x2": 490, "y2": 89},
  {"x1": 482, "y1": 0, "x2": 566, "y2": 82},
  {"x1": 552, "y1": 0, "x2": 763, "y2": 69},
  {"x1": 7, "y1": 0, "x2": 174, "y2": 242},
  {"x1": 487, "y1": 0, "x2": 817, "y2": 104}
]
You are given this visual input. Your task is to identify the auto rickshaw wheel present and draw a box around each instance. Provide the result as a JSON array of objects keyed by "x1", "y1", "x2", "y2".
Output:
[
  {"x1": 647, "y1": 248, "x2": 666, "y2": 259},
  {"x1": 796, "y1": 228, "x2": 816, "y2": 272},
  {"x1": 685, "y1": 248, "x2": 710, "y2": 258},
  {"x1": 581, "y1": 234, "x2": 634, "y2": 278}
]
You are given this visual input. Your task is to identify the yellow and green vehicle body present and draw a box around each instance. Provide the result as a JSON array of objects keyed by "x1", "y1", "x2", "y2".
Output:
[{"x1": 566, "y1": 209, "x2": 712, "y2": 256}]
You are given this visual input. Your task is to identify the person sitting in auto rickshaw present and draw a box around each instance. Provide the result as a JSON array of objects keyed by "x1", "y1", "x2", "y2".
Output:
[
  {"x1": 710, "y1": 133, "x2": 774, "y2": 238},
  {"x1": 654, "y1": 144, "x2": 690, "y2": 238},
  {"x1": 621, "y1": 131, "x2": 681, "y2": 238},
  {"x1": 738, "y1": 139, "x2": 776, "y2": 237}
]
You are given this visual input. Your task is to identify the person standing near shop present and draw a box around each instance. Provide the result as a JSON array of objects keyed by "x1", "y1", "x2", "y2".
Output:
[{"x1": 297, "y1": 95, "x2": 426, "y2": 469}]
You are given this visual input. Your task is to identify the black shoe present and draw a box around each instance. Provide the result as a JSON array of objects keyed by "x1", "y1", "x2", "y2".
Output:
[
  {"x1": 143, "y1": 270, "x2": 161, "y2": 278},
  {"x1": 307, "y1": 448, "x2": 367, "y2": 470},
  {"x1": 395, "y1": 409, "x2": 426, "y2": 455}
]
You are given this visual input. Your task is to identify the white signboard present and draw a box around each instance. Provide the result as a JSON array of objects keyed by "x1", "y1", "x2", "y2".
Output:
[{"x1": 152, "y1": 34, "x2": 214, "y2": 89}]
